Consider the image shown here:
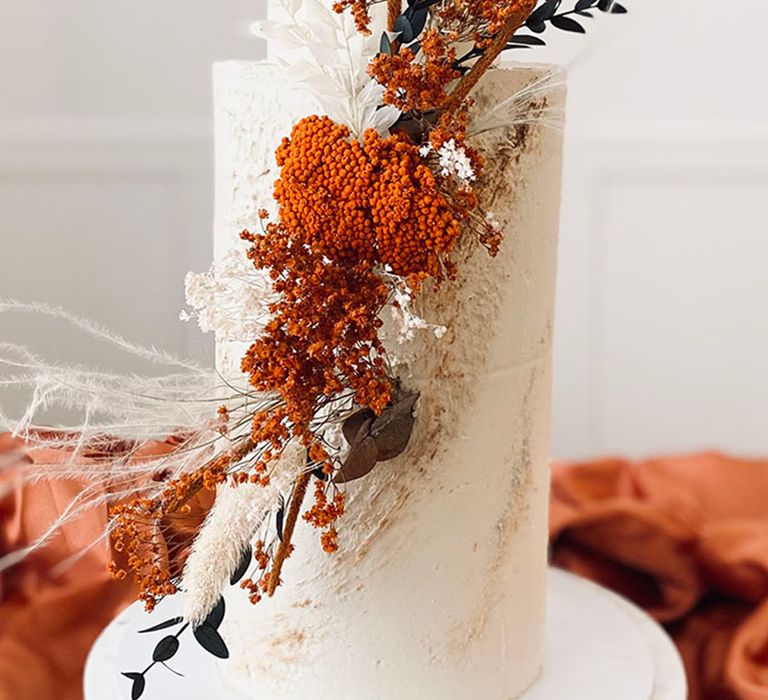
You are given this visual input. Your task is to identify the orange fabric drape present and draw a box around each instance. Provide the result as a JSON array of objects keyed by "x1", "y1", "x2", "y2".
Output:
[
  {"x1": 551, "y1": 453, "x2": 768, "y2": 700},
  {"x1": 0, "y1": 433, "x2": 212, "y2": 700}
]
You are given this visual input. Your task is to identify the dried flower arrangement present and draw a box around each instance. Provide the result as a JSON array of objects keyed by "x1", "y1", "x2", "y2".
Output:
[{"x1": 0, "y1": 1, "x2": 628, "y2": 696}]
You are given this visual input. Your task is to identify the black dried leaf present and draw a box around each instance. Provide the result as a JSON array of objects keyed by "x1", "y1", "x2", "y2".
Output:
[
  {"x1": 597, "y1": 0, "x2": 614, "y2": 11},
  {"x1": 342, "y1": 409, "x2": 374, "y2": 445},
  {"x1": 379, "y1": 31, "x2": 392, "y2": 56},
  {"x1": 404, "y1": 5, "x2": 429, "y2": 37},
  {"x1": 575, "y1": 0, "x2": 597, "y2": 9},
  {"x1": 610, "y1": 2, "x2": 627, "y2": 13},
  {"x1": 230, "y1": 545, "x2": 252, "y2": 585},
  {"x1": 393, "y1": 14, "x2": 414, "y2": 43},
  {"x1": 276, "y1": 502, "x2": 285, "y2": 541},
  {"x1": 508, "y1": 34, "x2": 547, "y2": 46},
  {"x1": 526, "y1": 0, "x2": 560, "y2": 29},
  {"x1": 204, "y1": 596, "x2": 225, "y2": 630},
  {"x1": 121, "y1": 673, "x2": 146, "y2": 700},
  {"x1": 370, "y1": 394, "x2": 419, "y2": 461},
  {"x1": 152, "y1": 635, "x2": 180, "y2": 662},
  {"x1": 334, "y1": 436, "x2": 379, "y2": 483},
  {"x1": 194, "y1": 624, "x2": 230, "y2": 659},
  {"x1": 312, "y1": 464, "x2": 329, "y2": 481},
  {"x1": 138, "y1": 616, "x2": 184, "y2": 634},
  {"x1": 550, "y1": 15, "x2": 586, "y2": 32},
  {"x1": 575, "y1": 10, "x2": 593, "y2": 17}
]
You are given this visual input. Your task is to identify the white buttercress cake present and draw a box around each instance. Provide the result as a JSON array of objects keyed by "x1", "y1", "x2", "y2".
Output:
[{"x1": 213, "y1": 61, "x2": 565, "y2": 700}]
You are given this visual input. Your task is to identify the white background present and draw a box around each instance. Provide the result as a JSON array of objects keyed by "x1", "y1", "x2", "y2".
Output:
[{"x1": 1, "y1": 0, "x2": 766, "y2": 460}]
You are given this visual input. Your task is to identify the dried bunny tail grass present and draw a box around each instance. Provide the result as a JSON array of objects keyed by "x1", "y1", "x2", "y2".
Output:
[
  {"x1": 181, "y1": 440, "x2": 306, "y2": 626},
  {"x1": 467, "y1": 69, "x2": 566, "y2": 138}
]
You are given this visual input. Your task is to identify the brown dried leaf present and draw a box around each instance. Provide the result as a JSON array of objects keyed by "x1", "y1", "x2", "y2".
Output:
[
  {"x1": 342, "y1": 409, "x2": 375, "y2": 445},
  {"x1": 370, "y1": 393, "x2": 419, "y2": 461},
  {"x1": 334, "y1": 436, "x2": 379, "y2": 483}
]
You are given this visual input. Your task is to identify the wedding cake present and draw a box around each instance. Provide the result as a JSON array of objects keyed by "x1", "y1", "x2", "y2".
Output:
[{"x1": 212, "y1": 60, "x2": 565, "y2": 700}]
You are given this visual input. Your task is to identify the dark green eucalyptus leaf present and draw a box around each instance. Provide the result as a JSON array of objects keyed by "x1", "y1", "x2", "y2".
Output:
[
  {"x1": 276, "y1": 502, "x2": 285, "y2": 541},
  {"x1": 575, "y1": 10, "x2": 593, "y2": 17},
  {"x1": 509, "y1": 34, "x2": 547, "y2": 46},
  {"x1": 194, "y1": 624, "x2": 230, "y2": 659},
  {"x1": 526, "y1": 0, "x2": 560, "y2": 28},
  {"x1": 152, "y1": 635, "x2": 180, "y2": 662},
  {"x1": 138, "y1": 617, "x2": 184, "y2": 634},
  {"x1": 312, "y1": 464, "x2": 329, "y2": 481},
  {"x1": 122, "y1": 673, "x2": 146, "y2": 700},
  {"x1": 575, "y1": 0, "x2": 597, "y2": 9},
  {"x1": 550, "y1": 15, "x2": 586, "y2": 32},
  {"x1": 230, "y1": 545, "x2": 252, "y2": 585},
  {"x1": 393, "y1": 14, "x2": 414, "y2": 43},
  {"x1": 130, "y1": 675, "x2": 145, "y2": 700},
  {"x1": 380, "y1": 31, "x2": 392, "y2": 56},
  {"x1": 597, "y1": 0, "x2": 614, "y2": 11},
  {"x1": 404, "y1": 5, "x2": 428, "y2": 37},
  {"x1": 610, "y1": 2, "x2": 627, "y2": 13},
  {"x1": 204, "y1": 596, "x2": 225, "y2": 630},
  {"x1": 408, "y1": 40, "x2": 421, "y2": 56}
]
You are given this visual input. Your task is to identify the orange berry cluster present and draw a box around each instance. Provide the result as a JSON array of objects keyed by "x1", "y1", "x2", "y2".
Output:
[
  {"x1": 332, "y1": 0, "x2": 372, "y2": 34},
  {"x1": 241, "y1": 217, "x2": 392, "y2": 452},
  {"x1": 274, "y1": 115, "x2": 462, "y2": 278},
  {"x1": 240, "y1": 540, "x2": 272, "y2": 604},
  {"x1": 304, "y1": 480, "x2": 346, "y2": 531},
  {"x1": 368, "y1": 31, "x2": 460, "y2": 114},
  {"x1": 438, "y1": 0, "x2": 533, "y2": 47}
]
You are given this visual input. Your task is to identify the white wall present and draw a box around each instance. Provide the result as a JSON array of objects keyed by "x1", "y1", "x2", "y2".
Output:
[{"x1": 1, "y1": 1, "x2": 767, "y2": 458}]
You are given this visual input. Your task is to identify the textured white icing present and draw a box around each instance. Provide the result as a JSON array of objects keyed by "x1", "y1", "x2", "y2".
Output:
[{"x1": 213, "y1": 61, "x2": 565, "y2": 700}]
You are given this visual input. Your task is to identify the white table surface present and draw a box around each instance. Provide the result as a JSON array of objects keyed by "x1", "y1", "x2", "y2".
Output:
[{"x1": 85, "y1": 567, "x2": 687, "y2": 699}]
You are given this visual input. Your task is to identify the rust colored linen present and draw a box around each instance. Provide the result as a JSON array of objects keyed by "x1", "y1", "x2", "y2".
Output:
[
  {"x1": 551, "y1": 453, "x2": 768, "y2": 700},
  {"x1": 0, "y1": 432, "x2": 211, "y2": 700}
]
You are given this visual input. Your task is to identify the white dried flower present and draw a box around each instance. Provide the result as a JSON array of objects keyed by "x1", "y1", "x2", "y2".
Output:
[
  {"x1": 436, "y1": 139, "x2": 476, "y2": 183},
  {"x1": 485, "y1": 211, "x2": 503, "y2": 232},
  {"x1": 390, "y1": 283, "x2": 447, "y2": 344},
  {"x1": 182, "y1": 247, "x2": 275, "y2": 343},
  {"x1": 251, "y1": 0, "x2": 399, "y2": 139}
]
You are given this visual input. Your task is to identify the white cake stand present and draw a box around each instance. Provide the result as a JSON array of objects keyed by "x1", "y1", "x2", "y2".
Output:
[{"x1": 84, "y1": 568, "x2": 687, "y2": 699}]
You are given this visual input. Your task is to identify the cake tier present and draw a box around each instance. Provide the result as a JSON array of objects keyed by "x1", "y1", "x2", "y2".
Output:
[{"x1": 212, "y1": 61, "x2": 565, "y2": 700}]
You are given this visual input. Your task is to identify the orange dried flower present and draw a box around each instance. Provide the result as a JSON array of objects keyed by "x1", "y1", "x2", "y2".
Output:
[{"x1": 368, "y1": 31, "x2": 460, "y2": 113}]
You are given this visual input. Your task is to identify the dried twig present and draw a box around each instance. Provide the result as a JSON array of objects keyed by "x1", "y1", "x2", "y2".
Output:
[
  {"x1": 445, "y1": 0, "x2": 537, "y2": 111},
  {"x1": 267, "y1": 471, "x2": 312, "y2": 596}
]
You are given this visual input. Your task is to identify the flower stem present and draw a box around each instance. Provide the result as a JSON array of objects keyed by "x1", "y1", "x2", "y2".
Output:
[
  {"x1": 267, "y1": 471, "x2": 312, "y2": 596},
  {"x1": 444, "y1": 0, "x2": 537, "y2": 112}
]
